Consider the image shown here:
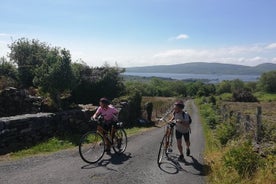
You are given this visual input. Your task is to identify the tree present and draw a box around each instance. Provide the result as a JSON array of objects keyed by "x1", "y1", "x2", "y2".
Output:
[
  {"x1": 0, "y1": 57, "x2": 18, "y2": 89},
  {"x1": 0, "y1": 57, "x2": 18, "y2": 80},
  {"x1": 231, "y1": 79, "x2": 244, "y2": 92},
  {"x1": 33, "y1": 49, "x2": 74, "y2": 108},
  {"x1": 71, "y1": 63, "x2": 125, "y2": 104},
  {"x1": 257, "y1": 71, "x2": 276, "y2": 93},
  {"x1": 9, "y1": 38, "x2": 50, "y2": 87},
  {"x1": 216, "y1": 80, "x2": 232, "y2": 94}
]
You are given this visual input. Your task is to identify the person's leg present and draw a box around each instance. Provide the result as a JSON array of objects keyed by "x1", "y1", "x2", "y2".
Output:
[
  {"x1": 102, "y1": 123, "x2": 111, "y2": 153},
  {"x1": 176, "y1": 130, "x2": 184, "y2": 160},
  {"x1": 184, "y1": 132, "x2": 190, "y2": 156}
]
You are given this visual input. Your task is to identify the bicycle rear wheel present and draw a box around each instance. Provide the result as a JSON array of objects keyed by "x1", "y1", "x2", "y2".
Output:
[
  {"x1": 79, "y1": 131, "x2": 105, "y2": 164},
  {"x1": 112, "y1": 128, "x2": 127, "y2": 154},
  {"x1": 157, "y1": 135, "x2": 168, "y2": 165}
]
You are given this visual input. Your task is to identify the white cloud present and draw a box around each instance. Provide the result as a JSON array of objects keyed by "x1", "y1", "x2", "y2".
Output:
[
  {"x1": 266, "y1": 43, "x2": 276, "y2": 49},
  {"x1": 176, "y1": 34, "x2": 189, "y2": 40},
  {"x1": 0, "y1": 33, "x2": 11, "y2": 37},
  {"x1": 169, "y1": 34, "x2": 189, "y2": 41}
]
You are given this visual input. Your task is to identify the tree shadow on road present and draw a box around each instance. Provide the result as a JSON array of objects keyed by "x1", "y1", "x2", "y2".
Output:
[{"x1": 81, "y1": 152, "x2": 132, "y2": 169}]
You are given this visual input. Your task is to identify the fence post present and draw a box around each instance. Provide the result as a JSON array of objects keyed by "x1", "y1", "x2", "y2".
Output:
[
  {"x1": 245, "y1": 115, "x2": 250, "y2": 132},
  {"x1": 256, "y1": 106, "x2": 262, "y2": 143}
]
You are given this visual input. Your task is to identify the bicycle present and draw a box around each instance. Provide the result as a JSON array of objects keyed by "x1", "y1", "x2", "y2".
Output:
[
  {"x1": 157, "y1": 119, "x2": 176, "y2": 165},
  {"x1": 79, "y1": 116, "x2": 127, "y2": 164}
]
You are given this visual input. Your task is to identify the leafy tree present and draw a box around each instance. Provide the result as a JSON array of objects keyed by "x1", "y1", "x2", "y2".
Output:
[
  {"x1": 33, "y1": 49, "x2": 74, "y2": 108},
  {"x1": 245, "y1": 81, "x2": 257, "y2": 92},
  {"x1": 71, "y1": 63, "x2": 125, "y2": 104},
  {"x1": 231, "y1": 79, "x2": 244, "y2": 92},
  {"x1": 0, "y1": 57, "x2": 18, "y2": 89},
  {"x1": 216, "y1": 80, "x2": 232, "y2": 94},
  {"x1": 9, "y1": 38, "x2": 49, "y2": 87},
  {"x1": 257, "y1": 71, "x2": 276, "y2": 93},
  {"x1": 0, "y1": 57, "x2": 18, "y2": 80}
]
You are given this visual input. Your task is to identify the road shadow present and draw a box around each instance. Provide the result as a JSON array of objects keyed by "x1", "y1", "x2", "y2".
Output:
[
  {"x1": 184, "y1": 155, "x2": 211, "y2": 176},
  {"x1": 158, "y1": 153, "x2": 211, "y2": 176},
  {"x1": 158, "y1": 153, "x2": 188, "y2": 174},
  {"x1": 81, "y1": 152, "x2": 132, "y2": 169}
]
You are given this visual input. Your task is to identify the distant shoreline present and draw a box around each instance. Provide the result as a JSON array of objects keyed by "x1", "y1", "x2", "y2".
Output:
[{"x1": 122, "y1": 72, "x2": 260, "y2": 83}]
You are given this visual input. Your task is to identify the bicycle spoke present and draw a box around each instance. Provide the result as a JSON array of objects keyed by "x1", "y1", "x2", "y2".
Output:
[
  {"x1": 112, "y1": 128, "x2": 127, "y2": 153},
  {"x1": 79, "y1": 131, "x2": 105, "y2": 164}
]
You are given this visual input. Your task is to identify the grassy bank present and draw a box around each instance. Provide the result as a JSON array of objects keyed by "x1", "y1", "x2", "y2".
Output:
[{"x1": 196, "y1": 94, "x2": 276, "y2": 184}]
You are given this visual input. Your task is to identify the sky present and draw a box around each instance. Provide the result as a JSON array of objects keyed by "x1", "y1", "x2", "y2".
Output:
[{"x1": 1, "y1": 0, "x2": 276, "y2": 67}]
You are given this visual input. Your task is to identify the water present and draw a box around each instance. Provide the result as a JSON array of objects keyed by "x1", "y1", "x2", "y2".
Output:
[{"x1": 122, "y1": 72, "x2": 260, "y2": 83}]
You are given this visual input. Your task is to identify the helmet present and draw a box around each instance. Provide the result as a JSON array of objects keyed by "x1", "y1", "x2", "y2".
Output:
[
  {"x1": 99, "y1": 97, "x2": 110, "y2": 104},
  {"x1": 174, "y1": 100, "x2": 184, "y2": 109}
]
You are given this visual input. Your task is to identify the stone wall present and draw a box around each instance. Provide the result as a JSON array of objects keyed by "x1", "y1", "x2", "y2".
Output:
[
  {"x1": 0, "y1": 109, "x2": 95, "y2": 155},
  {"x1": 0, "y1": 87, "x2": 42, "y2": 117}
]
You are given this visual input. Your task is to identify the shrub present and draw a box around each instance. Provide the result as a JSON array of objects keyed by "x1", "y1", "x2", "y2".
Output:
[
  {"x1": 223, "y1": 142, "x2": 261, "y2": 177},
  {"x1": 216, "y1": 122, "x2": 236, "y2": 145},
  {"x1": 232, "y1": 90, "x2": 258, "y2": 102},
  {"x1": 206, "y1": 114, "x2": 218, "y2": 129}
]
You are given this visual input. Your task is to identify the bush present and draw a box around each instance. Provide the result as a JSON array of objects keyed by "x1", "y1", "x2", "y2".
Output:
[
  {"x1": 216, "y1": 122, "x2": 236, "y2": 145},
  {"x1": 206, "y1": 114, "x2": 218, "y2": 129},
  {"x1": 223, "y1": 142, "x2": 261, "y2": 177},
  {"x1": 232, "y1": 90, "x2": 258, "y2": 102}
]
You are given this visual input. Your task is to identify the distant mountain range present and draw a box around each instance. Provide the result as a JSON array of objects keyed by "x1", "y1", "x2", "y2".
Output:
[{"x1": 125, "y1": 62, "x2": 276, "y2": 75}]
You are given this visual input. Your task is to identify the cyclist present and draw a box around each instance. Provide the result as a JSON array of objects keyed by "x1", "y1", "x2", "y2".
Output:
[
  {"x1": 92, "y1": 97, "x2": 119, "y2": 154},
  {"x1": 169, "y1": 100, "x2": 192, "y2": 161}
]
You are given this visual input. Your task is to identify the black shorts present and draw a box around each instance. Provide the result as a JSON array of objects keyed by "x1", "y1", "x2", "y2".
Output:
[
  {"x1": 102, "y1": 121, "x2": 117, "y2": 132},
  {"x1": 175, "y1": 130, "x2": 190, "y2": 142}
]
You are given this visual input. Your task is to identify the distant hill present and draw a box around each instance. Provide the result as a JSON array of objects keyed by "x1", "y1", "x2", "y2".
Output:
[{"x1": 125, "y1": 62, "x2": 276, "y2": 75}]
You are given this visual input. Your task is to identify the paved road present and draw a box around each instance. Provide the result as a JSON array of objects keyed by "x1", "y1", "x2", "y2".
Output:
[{"x1": 0, "y1": 100, "x2": 206, "y2": 184}]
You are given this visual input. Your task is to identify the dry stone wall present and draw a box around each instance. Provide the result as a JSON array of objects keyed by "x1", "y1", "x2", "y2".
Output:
[{"x1": 0, "y1": 109, "x2": 95, "y2": 155}]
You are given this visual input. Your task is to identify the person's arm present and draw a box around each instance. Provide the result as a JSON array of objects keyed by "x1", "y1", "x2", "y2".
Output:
[
  {"x1": 92, "y1": 107, "x2": 101, "y2": 119},
  {"x1": 169, "y1": 111, "x2": 175, "y2": 122}
]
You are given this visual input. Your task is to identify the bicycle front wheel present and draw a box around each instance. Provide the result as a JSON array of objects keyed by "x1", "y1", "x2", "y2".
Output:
[
  {"x1": 157, "y1": 135, "x2": 168, "y2": 165},
  {"x1": 79, "y1": 131, "x2": 105, "y2": 164},
  {"x1": 112, "y1": 128, "x2": 127, "y2": 154}
]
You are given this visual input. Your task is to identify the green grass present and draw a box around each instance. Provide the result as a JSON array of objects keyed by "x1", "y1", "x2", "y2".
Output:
[
  {"x1": 254, "y1": 92, "x2": 276, "y2": 102},
  {"x1": 10, "y1": 137, "x2": 75, "y2": 159}
]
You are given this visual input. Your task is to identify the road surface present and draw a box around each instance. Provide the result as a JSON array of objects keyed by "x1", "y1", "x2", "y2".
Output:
[{"x1": 0, "y1": 100, "x2": 206, "y2": 184}]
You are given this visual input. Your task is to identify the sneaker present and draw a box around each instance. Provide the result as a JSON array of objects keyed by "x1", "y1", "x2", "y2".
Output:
[
  {"x1": 178, "y1": 154, "x2": 184, "y2": 161},
  {"x1": 186, "y1": 148, "x2": 190, "y2": 156}
]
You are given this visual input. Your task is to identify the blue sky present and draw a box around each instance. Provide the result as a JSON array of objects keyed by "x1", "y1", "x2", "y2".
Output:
[{"x1": 1, "y1": 0, "x2": 276, "y2": 67}]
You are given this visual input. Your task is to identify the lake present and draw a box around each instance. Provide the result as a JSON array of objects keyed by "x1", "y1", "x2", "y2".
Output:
[{"x1": 122, "y1": 72, "x2": 260, "y2": 83}]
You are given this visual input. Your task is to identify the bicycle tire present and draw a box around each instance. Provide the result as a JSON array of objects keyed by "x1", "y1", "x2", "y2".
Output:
[
  {"x1": 157, "y1": 134, "x2": 167, "y2": 165},
  {"x1": 79, "y1": 131, "x2": 105, "y2": 164},
  {"x1": 112, "y1": 128, "x2": 127, "y2": 154}
]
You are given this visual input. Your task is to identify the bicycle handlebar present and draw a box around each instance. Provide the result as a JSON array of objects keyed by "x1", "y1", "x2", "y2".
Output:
[{"x1": 168, "y1": 121, "x2": 176, "y2": 128}]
